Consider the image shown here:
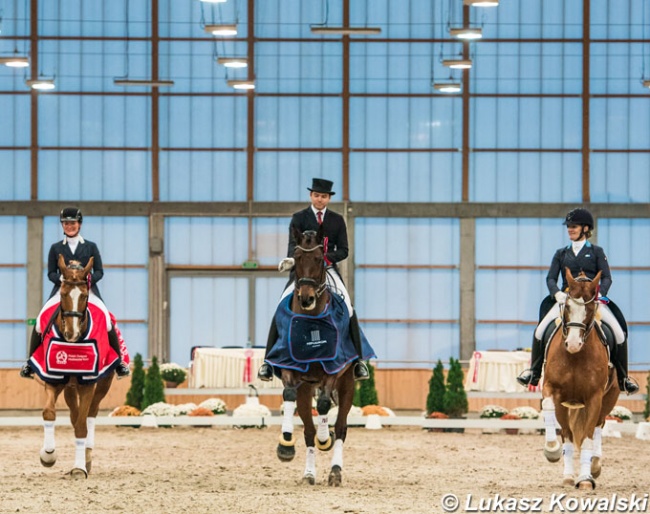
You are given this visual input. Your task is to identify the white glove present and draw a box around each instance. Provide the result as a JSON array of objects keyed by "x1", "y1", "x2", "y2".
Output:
[
  {"x1": 278, "y1": 257, "x2": 295, "y2": 272},
  {"x1": 554, "y1": 291, "x2": 567, "y2": 304}
]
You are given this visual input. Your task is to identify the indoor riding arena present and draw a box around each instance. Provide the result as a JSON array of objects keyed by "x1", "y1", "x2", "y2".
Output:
[{"x1": 1, "y1": 1, "x2": 649, "y2": 513}]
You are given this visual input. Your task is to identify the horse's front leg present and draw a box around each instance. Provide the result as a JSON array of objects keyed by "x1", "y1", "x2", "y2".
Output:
[
  {"x1": 40, "y1": 383, "x2": 63, "y2": 468},
  {"x1": 297, "y1": 385, "x2": 317, "y2": 485},
  {"x1": 542, "y1": 396, "x2": 562, "y2": 463},
  {"x1": 277, "y1": 379, "x2": 299, "y2": 463},
  {"x1": 67, "y1": 380, "x2": 96, "y2": 479}
]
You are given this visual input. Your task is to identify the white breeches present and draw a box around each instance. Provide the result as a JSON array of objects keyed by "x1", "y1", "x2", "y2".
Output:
[
  {"x1": 279, "y1": 267, "x2": 353, "y2": 316},
  {"x1": 535, "y1": 301, "x2": 625, "y2": 344}
]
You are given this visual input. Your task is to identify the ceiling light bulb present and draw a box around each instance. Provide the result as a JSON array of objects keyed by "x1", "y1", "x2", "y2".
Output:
[
  {"x1": 0, "y1": 56, "x2": 30, "y2": 68},
  {"x1": 433, "y1": 82, "x2": 462, "y2": 93},
  {"x1": 26, "y1": 78, "x2": 56, "y2": 90},
  {"x1": 217, "y1": 57, "x2": 248, "y2": 68},
  {"x1": 442, "y1": 59, "x2": 473, "y2": 70},
  {"x1": 204, "y1": 24, "x2": 238, "y2": 36},
  {"x1": 449, "y1": 27, "x2": 483, "y2": 40},
  {"x1": 227, "y1": 80, "x2": 255, "y2": 90}
]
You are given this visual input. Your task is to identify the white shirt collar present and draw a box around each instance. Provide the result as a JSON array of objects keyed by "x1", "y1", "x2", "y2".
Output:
[
  {"x1": 63, "y1": 234, "x2": 85, "y2": 245},
  {"x1": 572, "y1": 239, "x2": 586, "y2": 256},
  {"x1": 311, "y1": 205, "x2": 327, "y2": 218}
]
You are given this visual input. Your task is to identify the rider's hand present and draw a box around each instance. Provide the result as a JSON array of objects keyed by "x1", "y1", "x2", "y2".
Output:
[
  {"x1": 278, "y1": 257, "x2": 295, "y2": 272},
  {"x1": 554, "y1": 291, "x2": 567, "y2": 304}
]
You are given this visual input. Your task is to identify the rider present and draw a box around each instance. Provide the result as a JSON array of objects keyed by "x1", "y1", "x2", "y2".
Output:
[
  {"x1": 20, "y1": 207, "x2": 130, "y2": 379},
  {"x1": 257, "y1": 178, "x2": 370, "y2": 382},
  {"x1": 517, "y1": 208, "x2": 638, "y2": 394}
]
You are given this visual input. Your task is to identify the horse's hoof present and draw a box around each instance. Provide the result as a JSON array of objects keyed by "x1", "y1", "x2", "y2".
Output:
[
  {"x1": 302, "y1": 473, "x2": 315, "y2": 485},
  {"x1": 544, "y1": 441, "x2": 562, "y2": 463},
  {"x1": 315, "y1": 431, "x2": 335, "y2": 451},
  {"x1": 591, "y1": 457, "x2": 602, "y2": 478},
  {"x1": 576, "y1": 475, "x2": 595, "y2": 490},
  {"x1": 277, "y1": 444, "x2": 295, "y2": 462},
  {"x1": 328, "y1": 465, "x2": 342, "y2": 487},
  {"x1": 562, "y1": 477, "x2": 575, "y2": 487},
  {"x1": 39, "y1": 448, "x2": 57, "y2": 468},
  {"x1": 70, "y1": 468, "x2": 88, "y2": 480}
]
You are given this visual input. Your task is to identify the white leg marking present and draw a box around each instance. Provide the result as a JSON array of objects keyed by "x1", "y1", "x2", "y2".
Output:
[
  {"x1": 331, "y1": 439, "x2": 343, "y2": 469},
  {"x1": 281, "y1": 401, "x2": 296, "y2": 435}
]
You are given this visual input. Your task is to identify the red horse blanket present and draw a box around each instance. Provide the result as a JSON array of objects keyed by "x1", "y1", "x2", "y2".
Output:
[{"x1": 30, "y1": 296, "x2": 121, "y2": 384}]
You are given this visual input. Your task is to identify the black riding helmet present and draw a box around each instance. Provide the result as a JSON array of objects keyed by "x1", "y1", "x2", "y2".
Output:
[
  {"x1": 563, "y1": 208, "x2": 593, "y2": 229},
  {"x1": 60, "y1": 207, "x2": 83, "y2": 223}
]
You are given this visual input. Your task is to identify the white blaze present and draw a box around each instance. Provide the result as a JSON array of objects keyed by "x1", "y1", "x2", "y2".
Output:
[
  {"x1": 68, "y1": 286, "x2": 82, "y2": 339},
  {"x1": 565, "y1": 300, "x2": 586, "y2": 352}
]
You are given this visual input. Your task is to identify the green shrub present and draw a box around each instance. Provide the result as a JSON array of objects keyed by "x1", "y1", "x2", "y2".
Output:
[
  {"x1": 125, "y1": 353, "x2": 145, "y2": 410},
  {"x1": 443, "y1": 357, "x2": 468, "y2": 418},
  {"x1": 644, "y1": 370, "x2": 649, "y2": 420},
  {"x1": 426, "y1": 360, "x2": 446, "y2": 415},
  {"x1": 353, "y1": 362, "x2": 379, "y2": 407},
  {"x1": 142, "y1": 356, "x2": 166, "y2": 410}
]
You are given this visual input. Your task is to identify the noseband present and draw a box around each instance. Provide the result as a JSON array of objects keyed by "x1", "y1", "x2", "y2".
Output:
[
  {"x1": 294, "y1": 243, "x2": 327, "y2": 299},
  {"x1": 60, "y1": 275, "x2": 89, "y2": 322},
  {"x1": 561, "y1": 292, "x2": 597, "y2": 342}
]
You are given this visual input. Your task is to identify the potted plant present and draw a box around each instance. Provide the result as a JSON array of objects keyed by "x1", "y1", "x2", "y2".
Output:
[
  {"x1": 479, "y1": 404, "x2": 509, "y2": 434},
  {"x1": 354, "y1": 362, "x2": 379, "y2": 407},
  {"x1": 142, "y1": 356, "x2": 166, "y2": 410},
  {"x1": 160, "y1": 362, "x2": 187, "y2": 388},
  {"x1": 442, "y1": 357, "x2": 468, "y2": 432},
  {"x1": 500, "y1": 413, "x2": 521, "y2": 435},
  {"x1": 426, "y1": 359, "x2": 446, "y2": 417},
  {"x1": 510, "y1": 406, "x2": 540, "y2": 434},
  {"x1": 609, "y1": 405, "x2": 633, "y2": 422},
  {"x1": 125, "y1": 353, "x2": 145, "y2": 410}
]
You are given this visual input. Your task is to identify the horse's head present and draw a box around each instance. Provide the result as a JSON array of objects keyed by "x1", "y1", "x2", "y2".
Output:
[
  {"x1": 292, "y1": 224, "x2": 327, "y2": 311},
  {"x1": 57, "y1": 254, "x2": 93, "y2": 342},
  {"x1": 562, "y1": 268, "x2": 601, "y2": 353}
]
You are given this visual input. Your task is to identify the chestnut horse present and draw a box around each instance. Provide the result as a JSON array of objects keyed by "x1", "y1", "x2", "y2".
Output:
[
  {"x1": 39, "y1": 255, "x2": 114, "y2": 478},
  {"x1": 275, "y1": 226, "x2": 355, "y2": 486},
  {"x1": 541, "y1": 269, "x2": 619, "y2": 489}
]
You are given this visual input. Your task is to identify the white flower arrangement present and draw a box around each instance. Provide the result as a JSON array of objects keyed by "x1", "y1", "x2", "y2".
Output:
[
  {"x1": 509, "y1": 406, "x2": 540, "y2": 420},
  {"x1": 610, "y1": 405, "x2": 633, "y2": 421},
  {"x1": 232, "y1": 403, "x2": 272, "y2": 417},
  {"x1": 173, "y1": 403, "x2": 197, "y2": 416},
  {"x1": 479, "y1": 404, "x2": 509, "y2": 419},
  {"x1": 199, "y1": 398, "x2": 227, "y2": 415},
  {"x1": 159, "y1": 362, "x2": 187, "y2": 384},
  {"x1": 141, "y1": 402, "x2": 176, "y2": 417}
]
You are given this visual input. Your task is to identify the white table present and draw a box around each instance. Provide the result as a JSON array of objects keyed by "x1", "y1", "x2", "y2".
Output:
[
  {"x1": 189, "y1": 348, "x2": 282, "y2": 389},
  {"x1": 464, "y1": 350, "x2": 532, "y2": 393}
]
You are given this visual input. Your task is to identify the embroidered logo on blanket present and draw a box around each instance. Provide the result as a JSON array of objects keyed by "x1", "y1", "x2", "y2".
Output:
[
  {"x1": 289, "y1": 316, "x2": 339, "y2": 362},
  {"x1": 47, "y1": 339, "x2": 99, "y2": 374}
]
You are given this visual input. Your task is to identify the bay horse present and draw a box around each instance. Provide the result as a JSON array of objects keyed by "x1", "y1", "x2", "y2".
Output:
[
  {"x1": 274, "y1": 225, "x2": 355, "y2": 486},
  {"x1": 38, "y1": 255, "x2": 114, "y2": 478},
  {"x1": 541, "y1": 268, "x2": 619, "y2": 490}
]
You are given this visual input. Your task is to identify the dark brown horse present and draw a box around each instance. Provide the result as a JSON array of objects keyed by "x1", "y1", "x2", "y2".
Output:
[
  {"x1": 275, "y1": 226, "x2": 355, "y2": 486},
  {"x1": 542, "y1": 268, "x2": 619, "y2": 489},
  {"x1": 39, "y1": 255, "x2": 114, "y2": 478}
]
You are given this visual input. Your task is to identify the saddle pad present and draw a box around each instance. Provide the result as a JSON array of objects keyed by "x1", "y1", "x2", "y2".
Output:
[
  {"x1": 288, "y1": 316, "x2": 339, "y2": 363},
  {"x1": 46, "y1": 339, "x2": 99, "y2": 374}
]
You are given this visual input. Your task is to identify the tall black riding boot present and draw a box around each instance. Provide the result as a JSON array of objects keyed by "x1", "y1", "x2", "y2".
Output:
[
  {"x1": 516, "y1": 336, "x2": 544, "y2": 387},
  {"x1": 613, "y1": 340, "x2": 639, "y2": 394},
  {"x1": 108, "y1": 328, "x2": 130, "y2": 378},
  {"x1": 19, "y1": 328, "x2": 42, "y2": 379},
  {"x1": 257, "y1": 315, "x2": 278, "y2": 381},
  {"x1": 349, "y1": 313, "x2": 369, "y2": 381}
]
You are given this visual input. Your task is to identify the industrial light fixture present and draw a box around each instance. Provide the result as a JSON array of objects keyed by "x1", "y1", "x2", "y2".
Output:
[
  {"x1": 442, "y1": 59, "x2": 473, "y2": 69},
  {"x1": 0, "y1": 55, "x2": 29, "y2": 68},
  {"x1": 310, "y1": 26, "x2": 381, "y2": 35},
  {"x1": 26, "y1": 78, "x2": 55, "y2": 90},
  {"x1": 227, "y1": 79, "x2": 255, "y2": 90},
  {"x1": 217, "y1": 57, "x2": 248, "y2": 68},
  {"x1": 433, "y1": 82, "x2": 462, "y2": 93},
  {"x1": 449, "y1": 27, "x2": 483, "y2": 40},
  {"x1": 204, "y1": 24, "x2": 238, "y2": 36},
  {"x1": 464, "y1": 0, "x2": 499, "y2": 6},
  {"x1": 113, "y1": 79, "x2": 175, "y2": 87}
]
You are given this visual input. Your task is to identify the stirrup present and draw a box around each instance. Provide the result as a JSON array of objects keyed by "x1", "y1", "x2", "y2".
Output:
[
  {"x1": 516, "y1": 369, "x2": 540, "y2": 387},
  {"x1": 353, "y1": 361, "x2": 369, "y2": 381},
  {"x1": 258, "y1": 363, "x2": 273, "y2": 382},
  {"x1": 115, "y1": 362, "x2": 131, "y2": 379},
  {"x1": 621, "y1": 377, "x2": 639, "y2": 395}
]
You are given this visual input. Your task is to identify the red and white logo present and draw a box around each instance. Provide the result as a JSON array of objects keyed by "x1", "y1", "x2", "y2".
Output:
[{"x1": 56, "y1": 351, "x2": 68, "y2": 365}]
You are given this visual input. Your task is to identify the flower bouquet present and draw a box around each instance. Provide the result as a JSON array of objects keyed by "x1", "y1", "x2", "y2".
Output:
[
  {"x1": 610, "y1": 405, "x2": 633, "y2": 422},
  {"x1": 480, "y1": 405, "x2": 508, "y2": 434},
  {"x1": 173, "y1": 403, "x2": 197, "y2": 416},
  {"x1": 232, "y1": 402, "x2": 271, "y2": 429},
  {"x1": 160, "y1": 362, "x2": 187, "y2": 387},
  {"x1": 199, "y1": 398, "x2": 227, "y2": 415}
]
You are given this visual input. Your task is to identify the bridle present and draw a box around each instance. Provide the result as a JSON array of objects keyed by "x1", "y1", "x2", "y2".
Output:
[
  {"x1": 561, "y1": 281, "x2": 598, "y2": 342},
  {"x1": 60, "y1": 263, "x2": 89, "y2": 325},
  {"x1": 294, "y1": 243, "x2": 327, "y2": 299}
]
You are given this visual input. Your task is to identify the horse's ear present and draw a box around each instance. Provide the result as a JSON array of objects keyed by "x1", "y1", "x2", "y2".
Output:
[
  {"x1": 592, "y1": 271, "x2": 602, "y2": 286},
  {"x1": 58, "y1": 254, "x2": 66, "y2": 274},
  {"x1": 292, "y1": 225, "x2": 302, "y2": 244},
  {"x1": 83, "y1": 257, "x2": 94, "y2": 279},
  {"x1": 316, "y1": 222, "x2": 325, "y2": 243},
  {"x1": 565, "y1": 267, "x2": 575, "y2": 285}
]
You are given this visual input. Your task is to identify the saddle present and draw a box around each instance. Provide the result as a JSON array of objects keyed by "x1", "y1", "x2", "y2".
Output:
[{"x1": 541, "y1": 314, "x2": 615, "y2": 364}]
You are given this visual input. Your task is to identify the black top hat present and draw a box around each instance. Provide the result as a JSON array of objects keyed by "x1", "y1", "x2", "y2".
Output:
[{"x1": 307, "y1": 178, "x2": 336, "y2": 195}]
